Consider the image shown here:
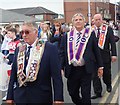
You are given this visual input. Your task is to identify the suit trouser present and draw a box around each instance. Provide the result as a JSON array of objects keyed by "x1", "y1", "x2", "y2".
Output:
[
  {"x1": 67, "y1": 65, "x2": 92, "y2": 105},
  {"x1": 92, "y1": 63, "x2": 111, "y2": 95}
]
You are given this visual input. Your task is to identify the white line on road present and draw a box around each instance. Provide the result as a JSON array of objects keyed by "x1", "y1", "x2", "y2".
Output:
[
  {"x1": 98, "y1": 71, "x2": 120, "y2": 104},
  {"x1": 110, "y1": 87, "x2": 118, "y2": 104}
]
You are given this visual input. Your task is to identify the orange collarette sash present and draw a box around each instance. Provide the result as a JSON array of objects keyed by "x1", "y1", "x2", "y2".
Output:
[{"x1": 98, "y1": 24, "x2": 108, "y2": 49}]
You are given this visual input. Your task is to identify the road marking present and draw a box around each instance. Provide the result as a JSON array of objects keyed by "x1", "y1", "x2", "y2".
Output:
[
  {"x1": 98, "y1": 71, "x2": 120, "y2": 104},
  {"x1": 110, "y1": 87, "x2": 118, "y2": 104}
]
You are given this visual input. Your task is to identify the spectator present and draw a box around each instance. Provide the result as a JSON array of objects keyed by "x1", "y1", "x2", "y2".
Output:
[
  {"x1": 15, "y1": 24, "x2": 22, "y2": 39},
  {"x1": 1, "y1": 24, "x2": 13, "y2": 55},
  {"x1": 0, "y1": 28, "x2": 4, "y2": 51}
]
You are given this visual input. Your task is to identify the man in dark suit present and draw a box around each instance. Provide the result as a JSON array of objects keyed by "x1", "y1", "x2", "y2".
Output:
[
  {"x1": 91, "y1": 14, "x2": 117, "y2": 99},
  {"x1": 6, "y1": 21, "x2": 64, "y2": 105},
  {"x1": 60, "y1": 13, "x2": 103, "y2": 105}
]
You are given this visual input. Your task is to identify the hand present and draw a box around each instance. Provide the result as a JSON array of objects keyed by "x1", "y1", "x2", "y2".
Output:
[
  {"x1": 3, "y1": 56, "x2": 9, "y2": 63},
  {"x1": 98, "y1": 68, "x2": 103, "y2": 78},
  {"x1": 111, "y1": 56, "x2": 117, "y2": 63},
  {"x1": 6, "y1": 100, "x2": 14, "y2": 105},
  {"x1": 61, "y1": 70, "x2": 64, "y2": 76},
  {"x1": 3, "y1": 55, "x2": 7, "y2": 59},
  {"x1": 53, "y1": 101, "x2": 64, "y2": 105}
]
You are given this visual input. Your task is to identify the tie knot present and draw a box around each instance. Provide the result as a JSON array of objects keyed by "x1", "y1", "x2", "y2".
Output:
[
  {"x1": 97, "y1": 28, "x2": 100, "y2": 31},
  {"x1": 28, "y1": 45, "x2": 32, "y2": 49},
  {"x1": 27, "y1": 46, "x2": 32, "y2": 53},
  {"x1": 77, "y1": 32, "x2": 81, "y2": 37},
  {"x1": 77, "y1": 32, "x2": 81, "y2": 35}
]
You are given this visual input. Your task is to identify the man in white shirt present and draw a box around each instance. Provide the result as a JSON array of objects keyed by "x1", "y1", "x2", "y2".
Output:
[{"x1": 60, "y1": 13, "x2": 103, "y2": 105}]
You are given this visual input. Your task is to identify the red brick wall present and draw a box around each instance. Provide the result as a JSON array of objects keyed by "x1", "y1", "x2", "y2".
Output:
[
  {"x1": 64, "y1": 2, "x2": 110, "y2": 24},
  {"x1": 109, "y1": 3, "x2": 115, "y2": 21}
]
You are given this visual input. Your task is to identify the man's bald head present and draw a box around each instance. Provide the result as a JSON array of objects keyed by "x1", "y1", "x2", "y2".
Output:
[
  {"x1": 94, "y1": 14, "x2": 102, "y2": 20},
  {"x1": 93, "y1": 14, "x2": 103, "y2": 27}
]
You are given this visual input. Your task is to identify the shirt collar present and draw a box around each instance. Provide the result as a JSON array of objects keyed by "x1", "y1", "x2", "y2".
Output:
[
  {"x1": 95, "y1": 24, "x2": 103, "y2": 30},
  {"x1": 26, "y1": 38, "x2": 38, "y2": 48},
  {"x1": 75, "y1": 28, "x2": 84, "y2": 35}
]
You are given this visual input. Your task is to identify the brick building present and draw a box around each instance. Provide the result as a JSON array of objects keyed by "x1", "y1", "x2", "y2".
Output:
[
  {"x1": 64, "y1": 0, "x2": 115, "y2": 24},
  {"x1": 109, "y1": 3, "x2": 120, "y2": 22}
]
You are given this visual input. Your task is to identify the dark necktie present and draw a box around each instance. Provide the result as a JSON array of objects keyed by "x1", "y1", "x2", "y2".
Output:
[
  {"x1": 24, "y1": 46, "x2": 32, "y2": 74},
  {"x1": 97, "y1": 28, "x2": 100, "y2": 38},
  {"x1": 26, "y1": 46, "x2": 32, "y2": 60},
  {"x1": 76, "y1": 32, "x2": 81, "y2": 47}
]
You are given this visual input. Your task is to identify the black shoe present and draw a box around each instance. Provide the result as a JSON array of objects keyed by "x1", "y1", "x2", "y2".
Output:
[
  {"x1": 107, "y1": 86, "x2": 112, "y2": 93},
  {"x1": 91, "y1": 94, "x2": 102, "y2": 99}
]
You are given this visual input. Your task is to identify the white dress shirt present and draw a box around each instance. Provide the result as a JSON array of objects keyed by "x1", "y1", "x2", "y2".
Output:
[{"x1": 26, "y1": 38, "x2": 38, "y2": 74}]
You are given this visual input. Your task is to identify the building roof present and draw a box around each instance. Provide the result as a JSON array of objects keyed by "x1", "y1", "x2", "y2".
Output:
[
  {"x1": 0, "y1": 8, "x2": 39, "y2": 23},
  {"x1": 8, "y1": 6, "x2": 57, "y2": 15}
]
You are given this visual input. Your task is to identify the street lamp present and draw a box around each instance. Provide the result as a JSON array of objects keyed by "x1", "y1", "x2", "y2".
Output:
[
  {"x1": 88, "y1": 0, "x2": 91, "y2": 27},
  {"x1": 115, "y1": 0, "x2": 117, "y2": 23}
]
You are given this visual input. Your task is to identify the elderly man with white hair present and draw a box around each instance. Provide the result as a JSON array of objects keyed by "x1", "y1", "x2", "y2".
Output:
[{"x1": 60, "y1": 13, "x2": 103, "y2": 105}]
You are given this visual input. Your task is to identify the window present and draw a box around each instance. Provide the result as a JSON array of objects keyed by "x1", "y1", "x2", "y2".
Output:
[
  {"x1": 97, "y1": 7, "x2": 99, "y2": 13},
  {"x1": 35, "y1": 15, "x2": 44, "y2": 20}
]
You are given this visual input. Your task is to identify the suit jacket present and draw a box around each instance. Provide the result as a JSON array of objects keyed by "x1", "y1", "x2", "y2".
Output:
[
  {"x1": 7, "y1": 42, "x2": 63, "y2": 103},
  {"x1": 0, "y1": 34, "x2": 4, "y2": 44},
  {"x1": 50, "y1": 32, "x2": 63, "y2": 49},
  {"x1": 99, "y1": 26, "x2": 117, "y2": 63},
  {"x1": 60, "y1": 30, "x2": 103, "y2": 78}
]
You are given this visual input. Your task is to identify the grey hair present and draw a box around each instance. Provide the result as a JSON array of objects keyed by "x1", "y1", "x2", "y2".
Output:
[
  {"x1": 72, "y1": 13, "x2": 85, "y2": 23},
  {"x1": 23, "y1": 21, "x2": 38, "y2": 29}
]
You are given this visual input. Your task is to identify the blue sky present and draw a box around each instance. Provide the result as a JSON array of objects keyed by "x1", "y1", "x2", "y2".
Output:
[{"x1": 0, "y1": 0, "x2": 119, "y2": 14}]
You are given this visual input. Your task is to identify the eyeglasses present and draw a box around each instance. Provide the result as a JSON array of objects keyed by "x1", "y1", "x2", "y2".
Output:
[{"x1": 21, "y1": 30, "x2": 30, "y2": 35}]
